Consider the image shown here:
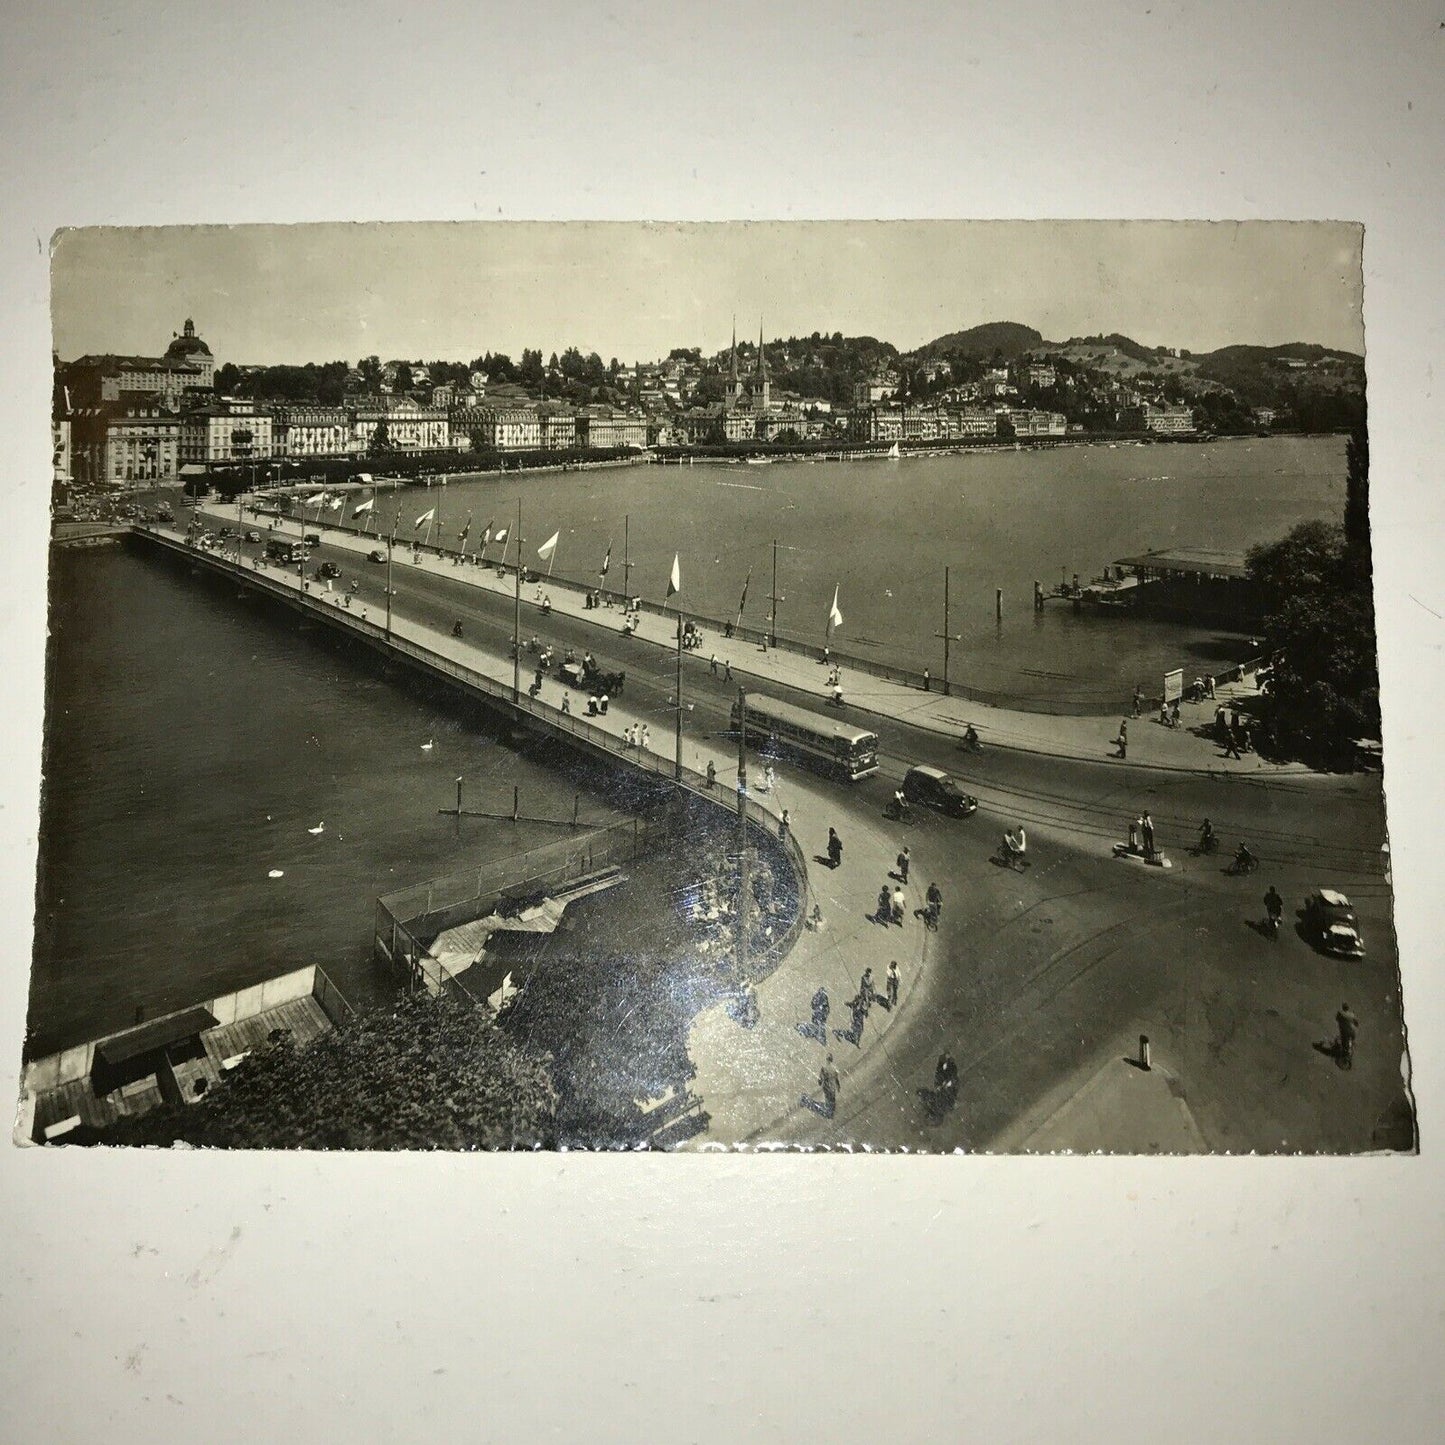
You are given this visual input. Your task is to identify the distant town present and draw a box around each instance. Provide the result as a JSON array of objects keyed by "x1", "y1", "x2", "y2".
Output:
[{"x1": 52, "y1": 316, "x2": 1366, "y2": 491}]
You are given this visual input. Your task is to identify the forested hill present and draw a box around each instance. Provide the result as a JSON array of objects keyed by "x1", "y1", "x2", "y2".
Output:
[{"x1": 914, "y1": 322, "x2": 1043, "y2": 358}]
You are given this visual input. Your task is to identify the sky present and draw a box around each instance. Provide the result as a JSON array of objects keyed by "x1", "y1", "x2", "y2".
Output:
[{"x1": 50, "y1": 220, "x2": 1364, "y2": 367}]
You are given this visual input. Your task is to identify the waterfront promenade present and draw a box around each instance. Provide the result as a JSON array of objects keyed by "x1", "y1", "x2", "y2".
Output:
[
  {"x1": 236, "y1": 503, "x2": 1310, "y2": 780},
  {"x1": 175, "y1": 507, "x2": 1371, "y2": 1150}
]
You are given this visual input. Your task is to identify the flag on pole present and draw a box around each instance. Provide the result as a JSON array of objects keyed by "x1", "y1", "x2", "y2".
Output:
[
  {"x1": 493, "y1": 526, "x2": 508, "y2": 545},
  {"x1": 737, "y1": 567, "x2": 752, "y2": 618},
  {"x1": 458, "y1": 515, "x2": 472, "y2": 543},
  {"x1": 537, "y1": 530, "x2": 560, "y2": 561},
  {"x1": 600, "y1": 546, "x2": 611, "y2": 577},
  {"x1": 828, "y1": 585, "x2": 844, "y2": 630},
  {"x1": 328, "y1": 495, "x2": 344, "y2": 511},
  {"x1": 481, "y1": 523, "x2": 493, "y2": 546},
  {"x1": 414, "y1": 507, "x2": 436, "y2": 529},
  {"x1": 352, "y1": 497, "x2": 375, "y2": 517},
  {"x1": 667, "y1": 554, "x2": 681, "y2": 599}
]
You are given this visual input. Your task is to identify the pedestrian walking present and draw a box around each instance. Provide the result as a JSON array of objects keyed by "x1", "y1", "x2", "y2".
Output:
[
  {"x1": 876, "y1": 883, "x2": 892, "y2": 925},
  {"x1": 1116, "y1": 719, "x2": 1128, "y2": 759},
  {"x1": 1129, "y1": 816, "x2": 1141, "y2": 853},
  {"x1": 827, "y1": 827, "x2": 843, "y2": 869},
  {"x1": 706, "y1": 759, "x2": 717, "y2": 789},
  {"x1": 857, "y1": 967, "x2": 875, "y2": 1008},
  {"x1": 896, "y1": 846, "x2": 911, "y2": 884},
  {"x1": 723, "y1": 659, "x2": 732, "y2": 681},
  {"x1": 885, "y1": 960, "x2": 900, "y2": 1011},
  {"x1": 925, "y1": 881, "x2": 942, "y2": 931},
  {"x1": 640, "y1": 724, "x2": 651, "y2": 751},
  {"x1": 1141, "y1": 811, "x2": 1155, "y2": 857},
  {"x1": 891, "y1": 885, "x2": 906, "y2": 926},
  {"x1": 818, "y1": 1054, "x2": 840, "y2": 1117},
  {"x1": 763, "y1": 762, "x2": 776, "y2": 794},
  {"x1": 1206, "y1": 674, "x2": 1216, "y2": 699},
  {"x1": 561, "y1": 692, "x2": 570, "y2": 715},
  {"x1": 1335, "y1": 1003, "x2": 1359, "y2": 1069},
  {"x1": 1224, "y1": 728, "x2": 1243, "y2": 760},
  {"x1": 779, "y1": 809, "x2": 790, "y2": 840},
  {"x1": 710, "y1": 653, "x2": 718, "y2": 675},
  {"x1": 922, "y1": 668, "x2": 930, "y2": 692},
  {"x1": 847, "y1": 994, "x2": 868, "y2": 1047},
  {"x1": 1132, "y1": 685, "x2": 1143, "y2": 718},
  {"x1": 810, "y1": 987, "x2": 830, "y2": 1039}
]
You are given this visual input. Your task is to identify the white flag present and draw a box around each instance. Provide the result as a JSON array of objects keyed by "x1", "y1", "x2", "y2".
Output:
[
  {"x1": 828, "y1": 585, "x2": 843, "y2": 629},
  {"x1": 352, "y1": 497, "x2": 375, "y2": 516},
  {"x1": 328, "y1": 495, "x2": 344, "y2": 510},
  {"x1": 667, "y1": 553, "x2": 681, "y2": 598},
  {"x1": 537, "y1": 530, "x2": 560, "y2": 561},
  {"x1": 493, "y1": 526, "x2": 509, "y2": 544},
  {"x1": 414, "y1": 508, "x2": 436, "y2": 529}
]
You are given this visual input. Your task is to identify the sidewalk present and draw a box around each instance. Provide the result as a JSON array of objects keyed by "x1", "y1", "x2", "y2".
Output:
[
  {"x1": 177, "y1": 514, "x2": 935, "y2": 1144},
  {"x1": 235, "y1": 504, "x2": 1311, "y2": 779}
]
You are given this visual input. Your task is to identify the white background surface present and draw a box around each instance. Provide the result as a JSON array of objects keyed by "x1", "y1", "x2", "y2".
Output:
[{"x1": 1, "y1": 3, "x2": 1441, "y2": 1439}]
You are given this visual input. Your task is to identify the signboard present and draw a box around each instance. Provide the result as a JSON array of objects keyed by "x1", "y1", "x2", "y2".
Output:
[{"x1": 1163, "y1": 668, "x2": 1184, "y2": 705}]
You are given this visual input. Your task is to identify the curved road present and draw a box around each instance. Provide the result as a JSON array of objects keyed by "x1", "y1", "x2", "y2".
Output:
[{"x1": 217, "y1": 516, "x2": 1407, "y2": 1152}]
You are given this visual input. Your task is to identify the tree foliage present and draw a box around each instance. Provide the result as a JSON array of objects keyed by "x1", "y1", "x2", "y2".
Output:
[
  {"x1": 1246, "y1": 427, "x2": 1379, "y2": 765},
  {"x1": 101, "y1": 993, "x2": 558, "y2": 1150}
]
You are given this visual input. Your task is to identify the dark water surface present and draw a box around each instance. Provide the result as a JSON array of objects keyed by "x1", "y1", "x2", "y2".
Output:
[
  {"x1": 417, "y1": 434, "x2": 1343, "y2": 709},
  {"x1": 27, "y1": 546, "x2": 628, "y2": 1056}
]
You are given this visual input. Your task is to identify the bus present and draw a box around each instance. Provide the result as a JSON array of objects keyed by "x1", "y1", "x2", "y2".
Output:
[
  {"x1": 265, "y1": 537, "x2": 306, "y2": 564},
  {"x1": 731, "y1": 692, "x2": 880, "y2": 781}
]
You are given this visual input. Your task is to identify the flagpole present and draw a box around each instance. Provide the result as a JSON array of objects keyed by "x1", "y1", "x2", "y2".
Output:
[
  {"x1": 623, "y1": 513, "x2": 632, "y2": 602},
  {"x1": 770, "y1": 538, "x2": 779, "y2": 648},
  {"x1": 675, "y1": 602, "x2": 684, "y2": 782},
  {"x1": 512, "y1": 497, "x2": 522, "y2": 703}
]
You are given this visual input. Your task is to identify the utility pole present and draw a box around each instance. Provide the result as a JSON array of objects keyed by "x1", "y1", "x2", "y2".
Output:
[
  {"x1": 385, "y1": 528, "x2": 393, "y2": 637},
  {"x1": 512, "y1": 496, "x2": 522, "y2": 702},
  {"x1": 933, "y1": 564, "x2": 961, "y2": 697},
  {"x1": 623, "y1": 512, "x2": 632, "y2": 603},
  {"x1": 769, "y1": 538, "x2": 779, "y2": 648},
  {"x1": 735, "y1": 688, "x2": 749, "y2": 986}
]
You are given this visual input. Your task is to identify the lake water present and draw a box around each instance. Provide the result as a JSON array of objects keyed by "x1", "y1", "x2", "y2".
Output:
[
  {"x1": 26, "y1": 546, "x2": 630, "y2": 1056},
  {"x1": 416, "y1": 435, "x2": 1344, "y2": 710}
]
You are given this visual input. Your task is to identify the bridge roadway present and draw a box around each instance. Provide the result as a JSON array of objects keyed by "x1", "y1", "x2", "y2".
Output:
[{"x1": 176, "y1": 507, "x2": 1405, "y2": 1151}]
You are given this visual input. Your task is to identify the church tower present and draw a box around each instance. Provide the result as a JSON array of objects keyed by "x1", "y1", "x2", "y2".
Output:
[
  {"x1": 753, "y1": 321, "x2": 770, "y2": 413},
  {"x1": 726, "y1": 317, "x2": 743, "y2": 412}
]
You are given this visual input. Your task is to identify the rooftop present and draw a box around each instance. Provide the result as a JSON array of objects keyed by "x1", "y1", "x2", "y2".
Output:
[{"x1": 1115, "y1": 548, "x2": 1250, "y2": 579}]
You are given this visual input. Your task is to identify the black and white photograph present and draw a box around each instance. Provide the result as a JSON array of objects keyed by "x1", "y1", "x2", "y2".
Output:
[{"x1": 22, "y1": 219, "x2": 1410, "y2": 1153}]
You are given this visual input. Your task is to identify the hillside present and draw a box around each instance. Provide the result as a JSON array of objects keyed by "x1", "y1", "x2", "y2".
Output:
[{"x1": 915, "y1": 321, "x2": 1042, "y2": 359}]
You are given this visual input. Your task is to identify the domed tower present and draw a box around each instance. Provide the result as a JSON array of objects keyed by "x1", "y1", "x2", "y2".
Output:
[{"x1": 164, "y1": 318, "x2": 215, "y2": 389}]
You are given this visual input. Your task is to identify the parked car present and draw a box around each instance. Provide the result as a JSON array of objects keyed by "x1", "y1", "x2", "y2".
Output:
[
  {"x1": 900, "y1": 764, "x2": 978, "y2": 817},
  {"x1": 303, "y1": 533, "x2": 322, "y2": 548},
  {"x1": 368, "y1": 549, "x2": 387, "y2": 563},
  {"x1": 1303, "y1": 888, "x2": 1366, "y2": 959},
  {"x1": 317, "y1": 561, "x2": 342, "y2": 580},
  {"x1": 244, "y1": 529, "x2": 261, "y2": 543}
]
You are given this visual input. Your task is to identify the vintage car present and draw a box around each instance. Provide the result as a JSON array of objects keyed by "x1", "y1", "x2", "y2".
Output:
[
  {"x1": 368, "y1": 549, "x2": 387, "y2": 563},
  {"x1": 1303, "y1": 888, "x2": 1366, "y2": 959},
  {"x1": 901, "y1": 764, "x2": 978, "y2": 817},
  {"x1": 316, "y1": 561, "x2": 343, "y2": 580}
]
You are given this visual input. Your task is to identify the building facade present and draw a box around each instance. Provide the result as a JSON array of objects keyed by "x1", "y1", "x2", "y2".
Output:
[
  {"x1": 273, "y1": 406, "x2": 352, "y2": 457},
  {"x1": 351, "y1": 397, "x2": 450, "y2": 451},
  {"x1": 180, "y1": 404, "x2": 275, "y2": 466},
  {"x1": 468, "y1": 405, "x2": 542, "y2": 452}
]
